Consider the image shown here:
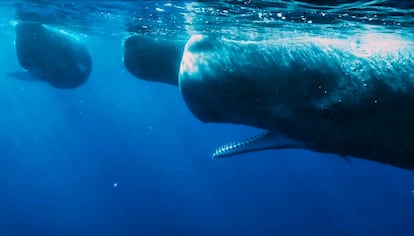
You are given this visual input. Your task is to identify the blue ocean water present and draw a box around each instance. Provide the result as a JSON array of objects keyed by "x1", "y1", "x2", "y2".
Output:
[{"x1": 0, "y1": 0, "x2": 414, "y2": 235}]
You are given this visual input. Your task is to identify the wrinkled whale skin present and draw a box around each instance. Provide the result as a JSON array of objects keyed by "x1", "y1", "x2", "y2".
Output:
[
  {"x1": 123, "y1": 34, "x2": 185, "y2": 86},
  {"x1": 15, "y1": 22, "x2": 92, "y2": 89},
  {"x1": 179, "y1": 34, "x2": 414, "y2": 170}
]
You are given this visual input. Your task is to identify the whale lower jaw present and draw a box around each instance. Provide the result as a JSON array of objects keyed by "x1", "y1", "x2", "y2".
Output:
[
  {"x1": 212, "y1": 131, "x2": 414, "y2": 171},
  {"x1": 212, "y1": 131, "x2": 307, "y2": 159}
]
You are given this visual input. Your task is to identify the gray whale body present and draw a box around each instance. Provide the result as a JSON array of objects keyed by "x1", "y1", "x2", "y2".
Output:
[
  {"x1": 15, "y1": 22, "x2": 92, "y2": 89},
  {"x1": 179, "y1": 34, "x2": 414, "y2": 170}
]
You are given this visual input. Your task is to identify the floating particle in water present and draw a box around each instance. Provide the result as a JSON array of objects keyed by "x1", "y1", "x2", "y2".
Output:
[{"x1": 113, "y1": 182, "x2": 118, "y2": 188}]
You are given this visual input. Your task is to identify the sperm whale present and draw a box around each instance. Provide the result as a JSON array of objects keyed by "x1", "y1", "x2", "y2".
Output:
[
  {"x1": 14, "y1": 22, "x2": 92, "y2": 89},
  {"x1": 178, "y1": 34, "x2": 414, "y2": 170},
  {"x1": 121, "y1": 31, "x2": 414, "y2": 170}
]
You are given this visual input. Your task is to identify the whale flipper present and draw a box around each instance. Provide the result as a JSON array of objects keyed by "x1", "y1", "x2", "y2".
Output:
[{"x1": 6, "y1": 71, "x2": 41, "y2": 82}]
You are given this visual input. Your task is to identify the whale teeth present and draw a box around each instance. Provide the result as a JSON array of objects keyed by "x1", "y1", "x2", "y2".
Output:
[{"x1": 212, "y1": 131, "x2": 271, "y2": 159}]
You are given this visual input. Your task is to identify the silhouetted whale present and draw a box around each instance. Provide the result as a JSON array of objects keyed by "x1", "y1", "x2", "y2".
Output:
[
  {"x1": 178, "y1": 34, "x2": 414, "y2": 170},
  {"x1": 123, "y1": 34, "x2": 185, "y2": 86},
  {"x1": 14, "y1": 22, "x2": 92, "y2": 89}
]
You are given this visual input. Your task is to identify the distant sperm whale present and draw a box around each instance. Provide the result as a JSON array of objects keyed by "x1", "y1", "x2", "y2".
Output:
[
  {"x1": 178, "y1": 34, "x2": 414, "y2": 170},
  {"x1": 123, "y1": 34, "x2": 185, "y2": 85},
  {"x1": 14, "y1": 22, "x2": 92, "y2": 89}
]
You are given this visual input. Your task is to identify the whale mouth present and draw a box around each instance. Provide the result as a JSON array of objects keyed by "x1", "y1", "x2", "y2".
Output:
[
  {"x1": 212, "y1": 131, "x2": 271, "y2": 159},
  {"x1": 212, "y1": 131, "x2": 306, "y2": 159}
]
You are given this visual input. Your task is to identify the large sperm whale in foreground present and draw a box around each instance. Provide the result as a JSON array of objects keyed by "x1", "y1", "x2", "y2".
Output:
[{"x1": 124, "y1": 33, "x2": 414, "y2": 170}]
